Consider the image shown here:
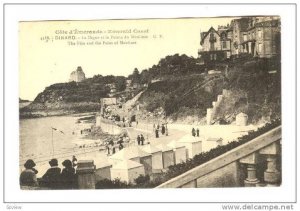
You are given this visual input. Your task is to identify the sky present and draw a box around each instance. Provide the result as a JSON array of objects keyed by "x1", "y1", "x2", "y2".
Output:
[{"x1": 19, "y1": 17, "x2": 235, "y2": 101}]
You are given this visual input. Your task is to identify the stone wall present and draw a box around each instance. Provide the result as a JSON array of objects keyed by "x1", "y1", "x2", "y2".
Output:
[{"x1": 206, "y1": 89, "x2": 229, "y2": 125}]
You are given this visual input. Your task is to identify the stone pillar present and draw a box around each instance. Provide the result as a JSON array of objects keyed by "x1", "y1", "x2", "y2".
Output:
[
  {"x1": 259, "y1": 142, "x2": 281, "y2": 186},
  {"x1": 207, "y1": 108, "x2": 213, "y2": 125},
  {"x1": 77, "y1": 160, "x2": 96, "y2": 189},
  {"x1": 240, "y1": 153, "x2": 260, "y2": 187},
  {"x1": 248, "y1": 42, "x2": 252, "y2": 54}
]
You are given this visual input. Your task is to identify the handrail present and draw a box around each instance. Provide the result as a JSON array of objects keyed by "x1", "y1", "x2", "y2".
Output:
[{"x1": 156, "y1": 126, "x2": 281, "y2": 188}]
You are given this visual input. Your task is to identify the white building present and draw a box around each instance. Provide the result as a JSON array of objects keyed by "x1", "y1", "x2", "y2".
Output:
[
  {"x1": 178, "y1": 135, "x2": 203, "y2": 159},
  {"x1": 69, "y1": 66, "x2": 86, "y2": 82},
  {"x1": 155, "y1": 144, "x2": 175, "y2": 169},
  {"x1": 142, "y1": 145, "x2": 163, "y2": 171},
  {"x1": 167, "y1": 140, "x2": 187, "y2": 164},
  {"x1": 109, "y1": 146, "x2": 152, "y2": 175},
  {"x1": 110, "y1": 160, "x2": 145, "y2": 184}
]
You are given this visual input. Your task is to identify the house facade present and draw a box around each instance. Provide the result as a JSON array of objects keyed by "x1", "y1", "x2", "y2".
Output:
[{"x1": 198, "y1": 16, "x2": 280, "y2": 64}]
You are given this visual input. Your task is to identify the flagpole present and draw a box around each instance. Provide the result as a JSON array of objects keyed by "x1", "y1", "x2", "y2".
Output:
[{"x1": 51, "y1": 128, "x2": 54, "y2": 156}]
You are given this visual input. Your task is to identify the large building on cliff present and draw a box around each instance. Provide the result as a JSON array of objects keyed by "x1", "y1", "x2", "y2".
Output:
[
  {"x1": 198, "y1": 16, "x2": 281, "y2": 64},
  {"x1": 69, "y1": 66, "x2": 86, "y2": 82}
]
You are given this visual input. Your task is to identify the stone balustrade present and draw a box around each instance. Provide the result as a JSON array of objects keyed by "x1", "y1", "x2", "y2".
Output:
[{"x1": 156, "y1": 126, "x2": 281, "y2": 188}]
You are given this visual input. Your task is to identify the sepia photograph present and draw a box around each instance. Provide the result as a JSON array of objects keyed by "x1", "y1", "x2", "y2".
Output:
[{"x1": 19, "y1": 16, "x2": 282, "y2": 190}]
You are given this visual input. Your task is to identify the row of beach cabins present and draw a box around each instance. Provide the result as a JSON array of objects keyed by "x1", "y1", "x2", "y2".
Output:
[{"x1": 77, "y1": 134, "x2": 223, "y2": 188}]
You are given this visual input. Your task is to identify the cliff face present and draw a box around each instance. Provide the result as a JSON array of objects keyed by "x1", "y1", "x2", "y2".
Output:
[
  {"x1": 20, "y1": 75, "x2": 127, "y2": 118},
  {"x1": 137, "y1": 57, "x2": 281, "y2": 124}
]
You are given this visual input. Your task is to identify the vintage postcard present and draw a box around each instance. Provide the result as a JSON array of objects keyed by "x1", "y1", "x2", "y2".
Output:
[{"x1": 19, "y1": 16, "x2": 282, "y2": 190}]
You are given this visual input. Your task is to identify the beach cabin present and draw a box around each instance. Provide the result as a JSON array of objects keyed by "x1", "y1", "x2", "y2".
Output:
[
  {"x1": 141, "y1": 145, "x2": 163, "y2": 171},
  {"x1": 109, "y1": 146, "x2": 152, "y2": 175},
  {"x1": 110, "y1": 160, "x2": 145, "y2": 184},
  {"x1": 178, "y1": 135, "x2": 202, "y2": 159},
  {"x1": 155, "y1": 144, "x2": 175, "y2": 169},
  {"x1": 236, "y1": 112, "x2": 248, "y2": 126},
  {"x1": 167, "y1": 140, "x2": 187, "y2": 164},
  {"x1": 94, "y1": 156, "x2": 112, "y2": 182},
  {"x1": 202, "y1": 137, "x2": 223, "y2": 152}
]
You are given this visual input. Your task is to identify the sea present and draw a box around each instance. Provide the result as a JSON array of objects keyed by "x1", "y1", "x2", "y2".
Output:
[{"x1": 19, "y1": 114, "x2": 97, "y2": 173}]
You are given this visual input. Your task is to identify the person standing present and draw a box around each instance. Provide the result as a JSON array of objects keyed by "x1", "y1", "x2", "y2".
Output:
[
  {"x1": 196, "y1": 128, "x2": 200, "y2": 137},
  {"x1": 161, "y1": 124, "x2": 166, "y2": 135},
  {"x1": 192, "y1": 128, "x2": 196, "y2": 137},
  {"x1": 20, "y1": 159, "x2": 38, "y2": 187},
  {"x1": 61, "y1": 159, "x2": 76, "y2": 189},
  {"x1": 72, "y1": 155, "x2": 77, "y2": 168},
  {"x1": 137, "y1": 135, "x2": 141, "y2": 145},
  {"x1": 140, "y1": 134, "x2": 145, "y2": 145},
  {"x1": 155, "y1": 128, "x2": 159, "y2": 138},
  {"x1": 41, "y1": 158, "x2": 61, "y2": 189}
]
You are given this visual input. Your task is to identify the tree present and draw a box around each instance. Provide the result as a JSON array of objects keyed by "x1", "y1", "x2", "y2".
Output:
[
  {"x1": 129, "y1": 68, "x2": 140, "y2": 84},
  {"x1": 115, "y1": 76, "x2": 126, "y2": 92}
]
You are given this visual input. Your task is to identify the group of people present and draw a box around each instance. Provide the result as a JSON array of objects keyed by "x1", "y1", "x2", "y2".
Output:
[
  {"x1": 192, "y1": 128, "x2": 200, "y2": 137},
  {"x1": 20, "y1": 156, "x2": 78, "y2": 189},
  {"x1": 153, "y1": 123, "x2": 168, "y2": 138},
  {"x1": 136, "y1": 134, "x2": 145, "y2": 145},
  {"x1": 106, "y1": 136, "x2": 126, "y2": 155}
]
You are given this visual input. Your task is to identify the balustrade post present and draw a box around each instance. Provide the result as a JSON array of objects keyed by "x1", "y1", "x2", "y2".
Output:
[
  {"x1": 239, "y1": 152, "x2": 260, "y2": 187},
  {"x1": 76, "y1": 160, "x2": 96, "y2": 189},
  {"x1": 259, "y1": 142, "x2": 281, "y2": 186}
]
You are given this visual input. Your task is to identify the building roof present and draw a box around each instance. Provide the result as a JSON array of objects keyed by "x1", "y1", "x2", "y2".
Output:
[
  {"x1": 141, "y1": 145, "x2": 162, "y2": 154},
  {"x1": 94, "y1": 156, "x2": 113, "y2": 169},
  {"x1": 236, "y1": 112, "x2": 248, "y2": 117},
  {"x1": 255, "y1": 19, "x2": 280, "y2": 28},
  {"x1": 112, "y1": 159, "x2": 143, "y2": 170},
  {"x1": 200, "y1": 27, "x2": 220, "y2": 45},
  {"x1": 110, "y1": 146, "x2": 150, "y2": 161},
  {"x1": 155, "y1": 144, "x2": 173, "y2": 152},
  {"x1": 167, "y1": 140, "x2": 185, "y2": 149},
  {"x1": 178, "y1": 134, "x2": 203, "y2": 143}
]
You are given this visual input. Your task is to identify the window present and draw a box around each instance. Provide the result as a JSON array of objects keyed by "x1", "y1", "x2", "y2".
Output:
[
  {"x1": 243, "y1": 33, "x2": 247, "y2": 41},
  {"x1": 210, "y1": 54, "x2": 213, "y2": 60},
  {"x1": 258, "y1": 43, "x2": 263, "y2": 53},
  {"x1": 223, "y1": 41, "x2": 227, "y2": 49},
  {"x1": 214, "y1": 54, "x2": 217, "y2": 60},
  {"x1": 258, "y1": 30, "x2": 262, "y2": 39}
]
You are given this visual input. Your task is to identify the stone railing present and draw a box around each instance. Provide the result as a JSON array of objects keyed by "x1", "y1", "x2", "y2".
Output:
[{"x1": 156, "y1": 126, "x2": 281, "y2": 188}]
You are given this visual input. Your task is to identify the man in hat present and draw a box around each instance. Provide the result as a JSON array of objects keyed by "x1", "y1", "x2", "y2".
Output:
[
  {"x1": 41, "y1": 158, "x2": 61, "y2": 189},
  {"x1": 20, "y1": 159, "x2": 38, "y2": 187},
  {"x1": 61, "y1": 159, "x2": 76, "y2": 189}
]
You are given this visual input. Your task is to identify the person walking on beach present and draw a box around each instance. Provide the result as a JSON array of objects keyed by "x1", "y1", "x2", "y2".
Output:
[
  {"x1": 196, "y1": 128, "x2": 200, "y2": 137},
  {"x1": 137, "y1": 135, "x2": 141, "y2": 145},
  {"x1": 20, "y1": 159, "x2": 39, "y2": 187},
  {"x1": 192, "y1": 128, "x2": 196, "y2": 137},
  {"x1": 161, "y1": 124, "x2": 166, "y2": 135},
  {"x1": 155, "y1": 128, "x2": 159, "y2": 138},
  {"x1": 61, "y1": 159, "x2": 76, "y2": 189},
  {"x1": 41, "y1": 159, "x2": 61, "y2": 189},
  {"x1": 140, "y1": 134, "x2": 145, "y2": 145}
]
